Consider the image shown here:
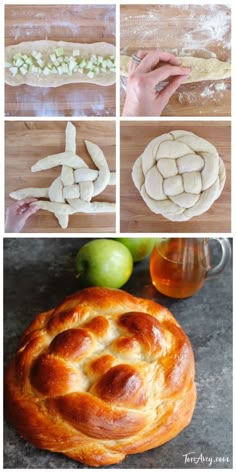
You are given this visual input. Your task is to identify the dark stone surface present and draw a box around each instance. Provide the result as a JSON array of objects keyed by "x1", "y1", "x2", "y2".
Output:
[{"x1": 4, "y1": 238, "x2": 233, "y2": 469}]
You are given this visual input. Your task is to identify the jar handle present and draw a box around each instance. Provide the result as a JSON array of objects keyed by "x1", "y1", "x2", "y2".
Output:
[{"x1": 206, "y1": 238, "x2": 231, "y2": 279}]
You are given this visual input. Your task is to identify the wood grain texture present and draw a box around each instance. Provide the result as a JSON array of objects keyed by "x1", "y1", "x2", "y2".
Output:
[
  {"x1": 120, "y1": 121, "x2": 231, "y2": 233},
  {"x1": 120, "y1": 4, "x2": 231, "y2": 117},
  {"x1": 5, "y1": 5, "x2": 116, "y2": 117},
  {"x1": 5, "y1": 121, "x2": 116, "y2": 233}
]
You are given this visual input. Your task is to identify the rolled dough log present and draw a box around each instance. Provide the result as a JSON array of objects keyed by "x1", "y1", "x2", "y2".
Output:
[
  {"x1": 85, "y1": 140, "x2": 110, "y2": 196},
  {"x1": 31, "y1": 151, "x2": 86, "y2": 172},
  {"x1": 5, "y1": 40, "x2": 116, "y2": 87},
  {"x1": 9, "y1": 188, "x2": 48, "y2": 200},
  {"x1": 68, "y1": 199, "x2": 116, "y2": 213},
  {"x1": 120, "y1": 54, "x2": 231, "y2": 83},
  {"x1": 33, "y1": 201, "x2": 76, "y2": 215}
]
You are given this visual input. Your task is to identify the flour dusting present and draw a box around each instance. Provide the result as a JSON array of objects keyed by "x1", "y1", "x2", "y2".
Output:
[
  {"x1": 215, "y1": 82, "x2": 228, "y2": 91},
  {"x1": 121, "y1": 4, "x2": 231, "y2": 115},
  {"x1": 201, "y1": 86, "x2": 215, "y2": 98}
]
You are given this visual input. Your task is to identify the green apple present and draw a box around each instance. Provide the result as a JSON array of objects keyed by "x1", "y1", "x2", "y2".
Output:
[
  {"x1": 115, "y1": 238, "x2": 156, "y2": 262},
  {"x1": 76, "y1": 239, "x2": 133, "y2": 288}
]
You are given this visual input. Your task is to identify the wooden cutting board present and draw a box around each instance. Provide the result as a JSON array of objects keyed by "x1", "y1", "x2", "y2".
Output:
[
  {"x1": 120, "y1": 121, "x2": 231, "y2": 233},
  {"x1": 5, "y1": 121, "x2": 116, "y2": 233},
  {"x1": 120, "y1": 4, "x2": 231, "y2": 117},
  {"x1": 5, "y1": 5, "x2": 116, "y2": 117}
]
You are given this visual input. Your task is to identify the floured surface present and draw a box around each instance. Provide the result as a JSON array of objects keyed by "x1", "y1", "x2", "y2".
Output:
[
  {"x1": 120, "y1": 4, "x2": 231, "y2": 116},
  {"x1": 120, "y1": 121, "x2": 231, "y2": 233},
  {"x1": 5, "y1": 121, "x2": 116, "y2": 233},
  {"x1": 5, "y1": 5, "x2": 116, "y2": 116}
]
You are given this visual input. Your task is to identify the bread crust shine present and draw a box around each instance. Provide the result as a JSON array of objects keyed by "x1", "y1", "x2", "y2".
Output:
[{"x1": 5, "y1": 287, "x2": 196, "y2": 466}]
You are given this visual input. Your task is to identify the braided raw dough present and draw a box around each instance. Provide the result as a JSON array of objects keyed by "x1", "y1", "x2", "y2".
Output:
[
  {"x1": 9, "y1": 122, "x2": 116, "y2": 229},
  {"x1": 5, "y1": 287, "x2": 196, "y2": 466},
  {"x1": 132, "y1": 130, "x2": 226, "y2": 221},
  {"x1": 120, "y1": 54, "x2": 231, "y2": 83},
  {"x1": 5, "y1": 40, "x2": 116, "y2": 87}
]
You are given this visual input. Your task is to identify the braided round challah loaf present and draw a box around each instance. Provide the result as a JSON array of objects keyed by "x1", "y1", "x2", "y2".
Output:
[
  {"x1": 5, "y1": 287, "x2": 196, "y2": 466},
  {"x1": 132, "y1": 130, "x2": 226, "y2": 221}
]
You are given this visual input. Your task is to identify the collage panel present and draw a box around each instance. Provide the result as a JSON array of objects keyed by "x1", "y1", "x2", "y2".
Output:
[
  {"x1": 5, "y1": 4, "x2": 116, "y2": 117},
  {"x1": 5, "y1": 121, "x2": 116, "y2": 233},
  {"x1": 4, "y1": 237, "x2": 232, "y2": 468},
  {"x1": 2, "y1": 0, "x2": 234, "y2": 471},
  {"x1": 120, "y1": 121, "x2": 231, "y2": 233},
  {"x1": 120, "y1": 3, "x2": 231, "y2": 117}
]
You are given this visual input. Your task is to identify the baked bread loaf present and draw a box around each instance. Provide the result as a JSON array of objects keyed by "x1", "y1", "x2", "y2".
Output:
[{"x1": 5, "y1": 287, "x2": 196, "y2": 466}]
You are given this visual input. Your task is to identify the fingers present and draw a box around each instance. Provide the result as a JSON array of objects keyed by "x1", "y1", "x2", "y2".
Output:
[
  {"x1": 16, "y1": 197, "x2": 38, "y2": 207},
  {"x1": 14, "y1": 198, "x2": 39, "y2": 215},
  {"x1": 136, "y1": 50, "x2": 182, "y2": 73},
  {"x1": 129, "y1": 50, "x2": 148, "y2": 74},
  {"x1": 20, "y1": 205, "x2": 39, "y2": 221},
  {"x1": 157, "y1": 75, "x2": 189, "y2": 108},
  {"x1": 27, "y1": 204, "x2": 39, "y2": 214},
  {"x1": 147, "y1": 64, "x2": 190, "y2": 85}
]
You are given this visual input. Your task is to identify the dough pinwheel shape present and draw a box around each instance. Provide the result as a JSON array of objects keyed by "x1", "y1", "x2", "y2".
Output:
[
  {"x1": 132, "y1": 130, "x2": 226, "y2": 221},
  {"x1": 9, "y1": 122, "x2": 116, "y2": 229}
]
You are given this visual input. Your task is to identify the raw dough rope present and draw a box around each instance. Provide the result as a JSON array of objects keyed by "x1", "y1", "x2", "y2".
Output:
[
  {"x1": 132, "y1": 130, "x2": 226, "y2": 222},
  {"x1": 120, "y1": 54, "x2": 231, "y2": 83},
  {"x1": 10, "y1": 122, "x2": 116, "y2": 228}
]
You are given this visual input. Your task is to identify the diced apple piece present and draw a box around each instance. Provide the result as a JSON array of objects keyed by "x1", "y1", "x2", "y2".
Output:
[
  {"x1": 32, "y1": 51, "x2": 42, "y2": 60},
  {"x1": 57, "y1": 66, "x2": 64, "y2": 75},
  {"x1": 58, "y1": 56, "x2": 64, "y2": 64},
  {"x1": 43, "y1": 67, "x2": 50, "y2": 75},
  {"x1": 50, "y1": 53, "x2": 57, "y2": 63},
  {"x1": 87, "y1": 70, "x2": 94, "y2": 79},
  {"x1": 79, "y1": 59, "x2": 87, "y2": 68},
  {"x1": 5, "y1": 61, "x2": 12, "y2": 68},
  {"x1": 97, "y1": 56, "x2": 103, "y2": 64},
  {"x1": 14, "y1": 58, "x2": 24, "y2": 68},
  {"x1": 93, "y1": 66, "x2": 100, "y2": 74},
  {"x1": 86, "y1": 60, "x2": 93, "y2": 69},
  {"x1": 64, "y1": 56, "x2": 70, "y2": 63},
  {"x1": 13, "y1": 53, "x2": 23, "y2": 61},
  {"x1": 37, "y1": 58, "x2": 45, "y2": 67},
  {"x1": 68, "y1": 60, "x2": 76, "y2": 72},
  {"x1": 55, "y1": 47, "x2": 64, "y2": 57},
  {"x1": 73, "y1": 49, "x2": 80, "y2": 57},
  {"x1": 31, "y1": 65, "x2": 39, "y2": 73},
  {"x1": 77, "y1": 68, "x2": 84, "y2": 74},
  {"x1": 106, "y1": 59, "x2": 114, "y2": 68},
  {"x1": 62, "y1": 63, "x2": 69, "y2": 73},
  {"x1": 9, "y1": 66, "x2": 18, "y2": 76},
  {"x1": 20, "y1": 65, "x2": 28, "y2": 75},
  {"x1": 51, "y1": 67, "x2": 58, "y2": 74},
  {"x1": 25, "y1": 57, "x2": 33, "y2": 65}
]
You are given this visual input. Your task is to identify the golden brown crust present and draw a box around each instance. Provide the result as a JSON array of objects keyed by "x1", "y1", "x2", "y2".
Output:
[{"x1": 5, "y1": 287, "x2": 196, "y2": 466}]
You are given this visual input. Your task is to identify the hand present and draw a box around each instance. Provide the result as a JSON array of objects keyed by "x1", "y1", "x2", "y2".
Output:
[
  {"x1": 5, "y1": 198, "x2": 39, "y2": 233},
  {"x1": 122, "y1": 50, "x2": 191, "y2": 117}
]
